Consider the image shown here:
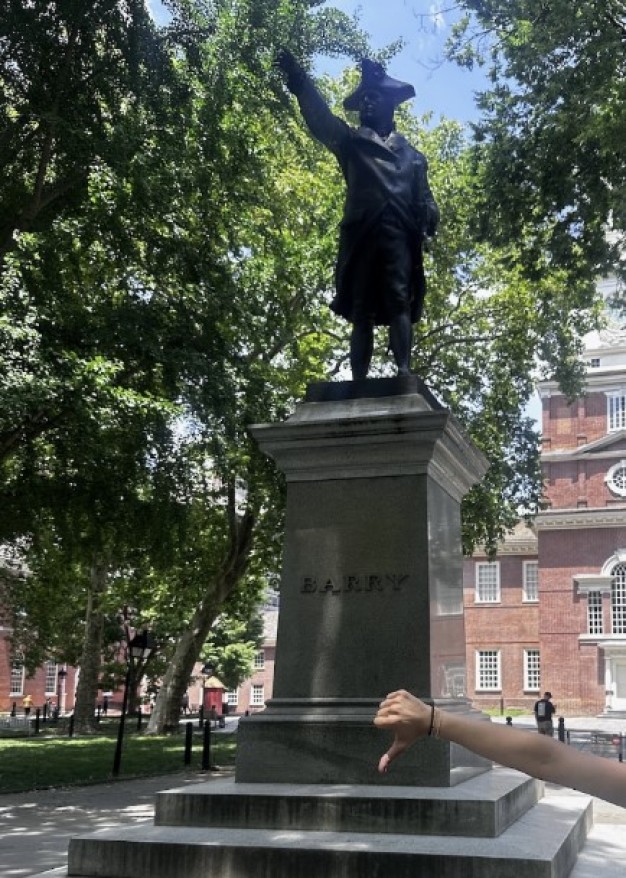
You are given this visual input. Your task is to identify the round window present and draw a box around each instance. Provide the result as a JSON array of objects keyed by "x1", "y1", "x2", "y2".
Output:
[{"x1": 606, "y1": 461, "x2": 626, "y2": 497}]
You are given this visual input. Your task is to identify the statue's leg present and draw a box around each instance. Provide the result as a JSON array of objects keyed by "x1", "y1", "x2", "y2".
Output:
[
  {"x1": 382, "y1": 219, "x2": 414, "y2": 376},
  {"x1": 350, "y1": 320, "x2": 374, "y2": 380},
  {"x1": 389, "y1": 310, "x2": 413, "y2": 376}
]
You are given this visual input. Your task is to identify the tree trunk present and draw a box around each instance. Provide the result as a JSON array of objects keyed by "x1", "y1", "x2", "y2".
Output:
[
  {"x1": 73, "y1": 560, "x2": 108, "y2": 733},
  {"x1": 147, "y1": 509, "x2": 255, "y2": 734}
]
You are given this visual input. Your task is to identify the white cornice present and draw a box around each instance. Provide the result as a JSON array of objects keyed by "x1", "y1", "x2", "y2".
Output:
[
  {"x1": 542, "y1": 449, "x2": 626, "y2": 464},
  {"x1": 538, "y1": 374, "x2": 626, "y2": 397},
  {"x1": 472, "y1": 540, "x2": 537, "y2": 557},
  {"x1": 573, "y1": 574, "x2": 613, "y2": 594},
  {"x1": 578, "y1": 636, "x2": 626, "y2": 654},
  {"x1": 536, "y1": 508, "x2": 626, "y2": 530}
]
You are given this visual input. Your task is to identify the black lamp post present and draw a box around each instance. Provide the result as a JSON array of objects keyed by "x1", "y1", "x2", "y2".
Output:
[{"x1": 112, "y1": 629, "x2": 155, "y2": 777}]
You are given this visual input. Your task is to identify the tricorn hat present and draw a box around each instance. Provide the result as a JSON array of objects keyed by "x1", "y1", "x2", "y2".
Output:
[{"x1": 343, "y1": 58, "x2": 415, "y2": 111}]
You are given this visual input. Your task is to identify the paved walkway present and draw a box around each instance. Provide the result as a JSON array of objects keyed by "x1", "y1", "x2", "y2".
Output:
[
  {"x1": 2, "y1": 716, "x2": 625, "y2": 877},
  {"x1": 0, "y1": 771, "x2": 221, "y2": 877}
]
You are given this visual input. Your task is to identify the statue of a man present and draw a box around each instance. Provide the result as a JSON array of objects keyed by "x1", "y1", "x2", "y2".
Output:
[{"x1": 277, "y1": 51, "x2": 439, "y2": 380}]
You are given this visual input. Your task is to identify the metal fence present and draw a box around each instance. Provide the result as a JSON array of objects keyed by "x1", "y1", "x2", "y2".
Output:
[{"x1": 566, "y1": 730, "x2": 624, "y2": 762}]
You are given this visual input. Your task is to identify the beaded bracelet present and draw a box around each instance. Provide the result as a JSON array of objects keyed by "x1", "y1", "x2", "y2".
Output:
[{"x1": 432, "y1": 708, "x2": 443, "y2": 739}]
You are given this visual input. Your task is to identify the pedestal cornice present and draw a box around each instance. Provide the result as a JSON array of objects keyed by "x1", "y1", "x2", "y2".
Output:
[{"x1": 250, "y1": 389, "x2": 488, "y2": 503}]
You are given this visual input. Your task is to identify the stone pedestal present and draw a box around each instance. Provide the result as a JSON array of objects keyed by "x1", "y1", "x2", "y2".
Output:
[{"x1": 236, "y1": 377, "x2": 491, "y2": 785}]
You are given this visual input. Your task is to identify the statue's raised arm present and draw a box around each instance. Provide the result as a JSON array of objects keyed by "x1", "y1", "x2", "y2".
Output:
[{"x1": 276, "y1": 52, "x2": 439, "y2": 380}]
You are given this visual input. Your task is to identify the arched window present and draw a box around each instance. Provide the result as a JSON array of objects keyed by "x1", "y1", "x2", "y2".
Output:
[{"x1": 611, "y1": 562, "x2": 626, "y2": 634}]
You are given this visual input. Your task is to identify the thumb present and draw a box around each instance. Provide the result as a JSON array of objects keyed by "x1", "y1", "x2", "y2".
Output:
[{"x1": 378, "y1": 734, "x2": 411, "y2": 774}]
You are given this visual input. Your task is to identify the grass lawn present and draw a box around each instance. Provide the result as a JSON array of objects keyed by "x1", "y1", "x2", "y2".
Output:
[
  {"x1": 0, "y1": 727, "x2": 236, "y2": 794},
  {"x1": 483, "y1": 708, "x2": 529, "y2": 717}
]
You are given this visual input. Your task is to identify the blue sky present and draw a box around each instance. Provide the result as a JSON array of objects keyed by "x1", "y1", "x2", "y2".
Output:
[
  {"x1": 149, "y1": 1, "x2": 489, "y2": 125},
  {"x1": 316, "y1": 1, "x2": 489, "y2": 124}
]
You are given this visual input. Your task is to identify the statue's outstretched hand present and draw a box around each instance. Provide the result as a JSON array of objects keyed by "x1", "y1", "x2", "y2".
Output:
[{"x1": 275, "y1": 48, "x2": 306, "y2": 94}]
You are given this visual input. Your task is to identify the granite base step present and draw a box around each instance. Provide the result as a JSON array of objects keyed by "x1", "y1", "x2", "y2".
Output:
[
  {"x1": 154, "y1": 770, "x2": 541, "y2": 837},
  {"x1": 66, "y1": 792, "x2": 591, "y2": 878}
]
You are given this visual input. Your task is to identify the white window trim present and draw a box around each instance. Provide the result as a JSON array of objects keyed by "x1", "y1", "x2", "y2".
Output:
[
  {"x1": 607, "y1": 391, "x2": 626, "y2": 432},
  {"x1": 225, "y1": 689, "x2": 239, "y2": 706},
  {"x1": 586, "y1": 590, "x2": 604, "y2": 635},
  {"x1": 475, "y1": 561, "x2": 501, "y2": 604},
  {"x1": 523, "y1": 648, "x2": 541, "y2": 692},
  {"x1": 605, "y1": 460, "x2": 626, "y2": 498},
  {"x1": 10, "y1": 664, "x2": 25, "y2": 697},
  {"x1": 522, "y1": 561, "x2": 539, "y2": 603},
  {"x1": 44, "y1": 661, "x2": 58, "y2": 695},
  {"x1": 475, "y1": 650, "x2": 502, "y2": 691},
  {"x1": 253, "y1": 650, "x2": 265, "y2": 670},
  {"x1": 250, "y1": 684, "x2": 265, "y2": 707}
]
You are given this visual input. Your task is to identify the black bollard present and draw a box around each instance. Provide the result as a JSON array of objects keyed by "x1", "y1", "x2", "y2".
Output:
[
  {"x1": 10, "y1": 702, "x2": 16, "y2": 718},
  {"x1": 184, "y1": 722, "x2": 193, "y2": 766},
  {"x1": 68, "y1": 714, "x2": 75, "y2": 737},
  {"x1": 619, "y1": 733, "x2": 623, "y2": 763},
  {"x1": 42, "y1": 702, "x2": 48, "y2": 723},
  {"x1": 136, "y1": 709, "x2": 142, "y2": 732},
  {"x1": 34, "y1": 707, "x2": 41, "y2": 735},
  {"x1": 198, "y1": 704, "x2": 204, "y2": 729},
  {"x1": 202, "y1": 719, "x2": 212, "y2": 770},
  {"x1": 557, "y1": 716, "x2": 565, "y2": 742}
]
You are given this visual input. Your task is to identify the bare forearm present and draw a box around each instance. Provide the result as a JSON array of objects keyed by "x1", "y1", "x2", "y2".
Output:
[
  {"x1": 438, "y1": 710, "x2": 626, "y2": 807},
  {"x1": 375, "y1": 691, "x2": 626, "y2": 808},
  {"x1": 438, "y1": 712, "x2": 562, "y2": 780}
]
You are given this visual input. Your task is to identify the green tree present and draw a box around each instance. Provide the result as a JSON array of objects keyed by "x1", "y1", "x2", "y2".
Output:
[
  {"x1": 200, "y1": 591, "x2": 266, "y2": 692},
  {"x1": 0, "y1": 0, "x2": 367, "y2": 733},
  {"x1": 448, "y1": 1, "x2": 625, "y2": 301}
]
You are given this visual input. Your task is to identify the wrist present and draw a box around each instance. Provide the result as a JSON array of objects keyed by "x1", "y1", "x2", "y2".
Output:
[{"x1": 427, "y1": 706, "x2": 444, "y2": 739}]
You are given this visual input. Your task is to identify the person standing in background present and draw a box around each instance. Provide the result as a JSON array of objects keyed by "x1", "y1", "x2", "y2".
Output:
[{"x1": 534, "y1": 691, "x2": 557, "y2": 736}]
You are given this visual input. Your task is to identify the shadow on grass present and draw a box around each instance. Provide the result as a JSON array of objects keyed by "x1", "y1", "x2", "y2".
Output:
[{"x1": 0, "y1": 731, "x2": 236, "y2": 793}]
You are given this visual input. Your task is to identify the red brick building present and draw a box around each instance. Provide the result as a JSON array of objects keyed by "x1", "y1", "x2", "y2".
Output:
[
  {"x1": 222, "y1": 601, "x2": 278, "y2": 715},
  {"x1": 465, "y1": 324, "x2": 626, "y2": 716},
  {"x1": 0, "y1": 632, "x2": 77, "y2": 717}
]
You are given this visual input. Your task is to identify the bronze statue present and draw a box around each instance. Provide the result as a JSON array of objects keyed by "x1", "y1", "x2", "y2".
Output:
[{"x1": 277, "y1": 50, "x2": 439, "y2": 380}]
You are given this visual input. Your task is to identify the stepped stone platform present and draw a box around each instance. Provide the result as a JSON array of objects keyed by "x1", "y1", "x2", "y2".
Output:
[
  {"x1": 153, "y1": 772, "x2": 541, "y2": 837},
  {"x1": 61, "y1": 768, "x2": 593, "y2": 878}
]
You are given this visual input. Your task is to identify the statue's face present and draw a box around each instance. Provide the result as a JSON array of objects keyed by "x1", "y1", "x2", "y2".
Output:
[{"x1": 358, "y1": 89, "x2": 394, "y2": 129}]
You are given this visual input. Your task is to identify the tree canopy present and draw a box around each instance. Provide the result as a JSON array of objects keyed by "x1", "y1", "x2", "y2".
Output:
[
  {"x1": 0, "y1": 0, "x2": 612, "y2": 728},
  {"x1": 450, "y1": 0, "x2": 625, "y2": 307}
]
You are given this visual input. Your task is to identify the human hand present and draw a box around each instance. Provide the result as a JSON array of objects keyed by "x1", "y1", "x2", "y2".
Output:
[{"x1": 374, "y1": 690, "x2": 432, "y2": 773}]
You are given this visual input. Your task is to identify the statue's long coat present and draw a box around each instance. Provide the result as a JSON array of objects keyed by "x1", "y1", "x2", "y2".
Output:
[{"x1": 293, "y1": 78, "x2": 439, "y2": 326}]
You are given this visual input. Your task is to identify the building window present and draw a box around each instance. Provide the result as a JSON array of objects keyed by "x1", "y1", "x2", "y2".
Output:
[
  {"x1": 253, "y1": 650, "x2": 265, "y2": 670},
  {"x1": 523, "y1": 561, "x2": 539, "y2": 602},
  {"x1": 475, "y1": 562, "x2": 500, "y2": 603},
  {"x1": 611, "y1": 563, "x2": 626, "y2": 634},
  {"x1": 608, "y1": 393, "x2": 626, "y2": 432},
  {"x1": 476, "y1": 650, "x2": 501, "y2": 691},
  {"x1": 524, "y1": 649, "x2": 541, "y2": 691},
  {"x1": 250, "y1": 684, "x2": 265, "y2": 707},
  {"x1": 225, "y1": 690, "x2": 239, "y2": 706},
  {"x1": 606, "y1": 461, "x2": 626, "y2": 498},
  {"x1": 587, "y1": 591, "x2": 604, "y2": 634},
  {"x1": 10, "y1": 662, "x2": 25, "y2": 696},
  {"x1": 45, "y1": 661, "x2": 58, "y2": 695},
  {"x1": 589, "y1": 358, "x2": 601, "y2": 368}
]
